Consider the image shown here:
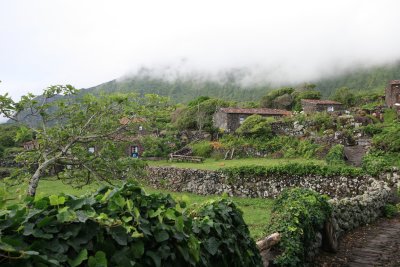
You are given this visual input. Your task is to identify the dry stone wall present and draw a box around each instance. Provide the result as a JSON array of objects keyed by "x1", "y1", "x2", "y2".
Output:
[
  {"x1": 330, "y1": 177, "x2": 396, "y2": 238},
  {"x1": 147, "y1": 166, "x2": 399, "y2": 235},
  {"x1": 146, "y1": 166, "x2": 380, "y2": 199}
]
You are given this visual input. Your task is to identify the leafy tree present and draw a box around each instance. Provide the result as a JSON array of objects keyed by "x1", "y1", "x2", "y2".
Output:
[
  {"x1": 330, "y1": 87, "x2": 356, "y2": 107},
  {"x1": 187, "y1": 95, "x2": 210, "y2": 107},
  {"x1": 0, "y1": 85, "x2": 167, "y2": 197},
  {"x1": 0, "y1": 125, "x2": 17, "y2": 147},
  {"x1": 260, "y1": 87, "x2": 295, "y2": 109},
  {"x1": 173, "y1": 98, "x2": 233, "y2": 133},
  {"x1": 14, "y1": 125, "x2": 33, "y2": 143},
  {"x1": 235, "y1": 114, "x2": 274, "y2": 138},
  {"x1": 293, "y1": 90, "x2": 321, "y2": 111}
]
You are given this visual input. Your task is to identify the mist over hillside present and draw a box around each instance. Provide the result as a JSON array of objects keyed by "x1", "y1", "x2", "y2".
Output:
[{"x1": 83, "y1": 61, "x2": 400, "y2": 103}]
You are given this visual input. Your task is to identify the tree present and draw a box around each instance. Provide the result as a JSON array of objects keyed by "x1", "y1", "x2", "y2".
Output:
[
  {"x1": 330, "y1": 87, "x2": 356, "y2": 107},
  {"x1": 173, "y1": 98, "x2": 233, "y2": 133},
  {"x1": 260, "y1": 87, "x2": 295, "y2": 109},
  {"x1": 293, "y1": 90, "x2": 321, "y2": 111},
  {"x1": 0, "y1": 85, "x2": 169, "y2": 197},
  {"x1": 235, "y1": 114, "x2": 274, "y2": 138}
]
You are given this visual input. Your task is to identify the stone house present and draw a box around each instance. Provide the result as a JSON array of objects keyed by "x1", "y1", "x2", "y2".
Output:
[
  {"x1": 23, "y1": 140, "x2": 39, "y2": 150},
  {"x1": 213, "y1": 107, "x2": 292, "y2": 132},
  {"x1": 385, "y1": 80, "x2": 400, "y2": 110},
  {"x1": 111, "y1": 133, "x2": 145, "y2": 158},
  {"x1": 301, "y1": 99, "x2": 344, "y2": 114}
]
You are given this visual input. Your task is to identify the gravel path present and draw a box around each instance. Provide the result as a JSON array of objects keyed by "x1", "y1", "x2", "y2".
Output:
[{"x1": 314, "y1": 216, "x2": 400, "y2": 267}]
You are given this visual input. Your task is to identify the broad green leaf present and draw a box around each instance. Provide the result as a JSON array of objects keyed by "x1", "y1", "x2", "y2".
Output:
[
  {"x1": 126, "y1": 199, "x2": 133, "y2": 212},
  {"x1": 88, "y1": 251, "x2": 107, "y2": 267},
  {"x1": 131, "y1": 241, "x2": 144, "y2": 258},
  {"x1": 204, "y1": 237, "x2": 219, "y2": 256},
  {"x1": 49, "y1": 195, "x2": 59, "y2": 206},
  {"x1": 175, "y1": 216, "x2": 184, "y2": 232},
  {"x1": 37, "y1": 216, "x2": 54, "y2": 228},
  {"x1": 146, "y1": 251, "x2": 161, "y2": 267},
  {"x1": 154, "y1": 230, "x2": 169, "y2": 243},
  {"x1": 57, "y1": 207, "x2": 77, "y2": 223},
  {"x1": 109, "y1": 226, "x2": 128, "y2": 246},
  {"x1": 188, "y1": 235, "x2": 200, "y2": 262},
  {"x1": 164, "y1": 209, "x2": 176, "y2": 220},
  {"x1": 68, "y1": 249, "x2": 88, "y2": 267}
]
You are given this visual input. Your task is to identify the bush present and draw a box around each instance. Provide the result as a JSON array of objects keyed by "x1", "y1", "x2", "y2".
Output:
[
  {"x1": 266, "y1": 188, "x2": 331, "y2": 266},
  {"x1": 383, "y1": 204, "x2": 398, "y2": 218},
  {"x1": 235, "y1": 115, "x2": 274, "y2": 138},
  {"x1": 0, "y1": 183, "x2": 261, "y2": 267},
  {"x1": 383, "y1": 108, "x2": 398, "y2": 124},
  {"x1": 190, "y1": 199, "x2": 263, "y2": 266},
  {"x1": 361, "y1": 152, "x2": 390, "y2": 176},
  {"x1": 325, "y1": 144, "x2": 345, "y2": 165},
  {"x1": 220, "y1": 163, "x2": 363, "y2": 183},
  {"x1": 312, "y1": 112, "x2": 336, "y2": 132},
  {"x1": 141, "y1": 135, "x2": 180, "y2": 158},
  {"x1": 363, "y1": 123, "x2": 383, "y2": 136},
  {"x1": 191, "y1": 141, "x2": 213, "y2": 158},
  {"x1": 372, "y1": 123, "x2": 400, "y2": 152}
]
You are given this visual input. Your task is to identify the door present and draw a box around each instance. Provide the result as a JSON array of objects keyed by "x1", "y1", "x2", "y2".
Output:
[{"x1": 131, "y1": 146, "x2": 139, "y2": 158}]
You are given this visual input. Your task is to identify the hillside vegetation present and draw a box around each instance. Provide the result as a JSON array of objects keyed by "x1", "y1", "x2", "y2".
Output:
[{"x1": 84, "y1": 61, "x2": 400, "y2": 102}]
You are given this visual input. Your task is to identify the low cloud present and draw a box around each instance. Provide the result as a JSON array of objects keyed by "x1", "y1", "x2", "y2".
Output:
[{"x1": 1, "y1": 0, "x2": 400, "y2": 99}]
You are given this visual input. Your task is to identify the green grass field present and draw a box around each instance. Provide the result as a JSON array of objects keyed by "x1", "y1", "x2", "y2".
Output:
[
  {"x1": 147, "y1": 157, "x2": 325, "y2": 170},
  {"x1": 1, "y1": 178, "x2": 273, "y2": 240}
]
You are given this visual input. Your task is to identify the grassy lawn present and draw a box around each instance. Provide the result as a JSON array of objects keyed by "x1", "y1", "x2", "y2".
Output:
[
  {"x1": 1, "y1": 178, "x2": 273, "y2": 240},
  {"x1": 147, "y1": 157, "x2": 325, "y2": 170}
]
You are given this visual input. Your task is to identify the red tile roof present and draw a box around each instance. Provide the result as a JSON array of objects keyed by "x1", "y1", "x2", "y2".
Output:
[
  {"x1": 301, "y1": 99, "x2": 342, "y2": 105},
  {"x1": 389, "y1": 80, "x2": 400, "y2": 85},
  {"x1": 219, "y1": 108, "x2": 292, "y2": 116}
]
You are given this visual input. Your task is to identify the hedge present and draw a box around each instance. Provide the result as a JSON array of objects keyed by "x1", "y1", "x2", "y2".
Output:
[
  {"x1": 220, "y1": 162, "x2": 364, "y2": 181},
  {"x1": 0, "y1": 183, "x2": 261, "y2": 267},
  {"x1": 266, "y1": 188, "x2": 332, "y2": 266}
]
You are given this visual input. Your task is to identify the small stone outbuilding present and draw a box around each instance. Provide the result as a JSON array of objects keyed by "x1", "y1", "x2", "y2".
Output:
[
  {"x1": 23, "y1": 140, "x2": 39, "y2": 150},
  {"x1": 301, "y1": 99, "x2": 344, "y2": 114},
  {"x1": 385, "y1": 80, "x2": 400, "y2": 110},
  {"x1": 213, "y1": 107, "x2": 292, "y2": 132}
]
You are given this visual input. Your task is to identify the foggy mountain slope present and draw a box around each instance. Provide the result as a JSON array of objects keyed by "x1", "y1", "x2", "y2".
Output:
[
  {"x1": 83, "y1": 62, "x2": 400, "y2": 102},
  {"x1": 315, "y1": 61, "x2": 400, "y2": 96},
  {"x1": 8, "y1": 61, "x2": 400, "y2": 126}
]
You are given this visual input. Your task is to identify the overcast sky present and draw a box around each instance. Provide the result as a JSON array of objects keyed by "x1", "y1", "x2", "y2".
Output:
[{"x1": 1, "y1": 0, "x2": 400, "y2": 101}]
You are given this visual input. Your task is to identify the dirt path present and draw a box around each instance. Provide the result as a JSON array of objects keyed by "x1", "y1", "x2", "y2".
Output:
[{"x1": 314, "y1": 216, "x2": 400, "y2": 267}]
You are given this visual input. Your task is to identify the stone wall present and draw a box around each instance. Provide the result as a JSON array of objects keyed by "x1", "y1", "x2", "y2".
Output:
[
  {"x1": 146, "y1": 166, "x2": 382, "y2": 199},
  {"x1": 330, "y1": 177, "x2": 396, "y2": 238},
  {"x1": 0, "y1": 158, "x2": 21, "y2": 168},
  {"x1": 146, "y1": 166, "x2": 400, "y2": 262}
]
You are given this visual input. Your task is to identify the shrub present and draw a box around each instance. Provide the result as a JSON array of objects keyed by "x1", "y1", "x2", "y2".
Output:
[
  {"x1": 309, "y1": 112, "x2": 336, "y2": 132},
  {"x1": 383, "y1": 204, "x2": 398, "y2": 218},
  {"x1": 325, "y1": 144, "x2": 345, "y2": 165},
  {"x1": 190, "y1": 199, "x2": 263, "y2": 266},
  {"x1": 0, "y1": 183, "x2": 261, "y2": 267},
  {"x1": 363, "y1": 123, "x2": 383, "y2": 136},
  {"x1": 191, "y1": 141, "x2": 213, "y2": 158},
  {"x1": 266, "y1": 188, "x2": 331, "y2": 266},
  {"x1": 372, "y1": 123, "x2": 400, "y2": 152},
  {"x1": 235, "y1": 115, "x2": 274, "y2": 138},
  {"x1": 361, "y1": 152, "x2": 390, "y2": 176},
  {"x1": 220, "y1": 163, "x2": 363, "y2": 183},
  {"x1": 383, "y1": 108, "x2": 398, "y2": 124}
]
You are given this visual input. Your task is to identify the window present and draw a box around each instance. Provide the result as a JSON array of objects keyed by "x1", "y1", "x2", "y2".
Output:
[
  {"x1": 239, "y1": 116, "x2": 245, "y2": 124},
  {"x1": 327, "y1": 106, "x2": 334, "y2": 112}
]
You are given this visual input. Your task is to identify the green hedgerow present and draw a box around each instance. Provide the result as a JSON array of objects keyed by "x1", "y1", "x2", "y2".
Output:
[{"x1": 266, "y1": 188, "x2": 332, "y2": 266}]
